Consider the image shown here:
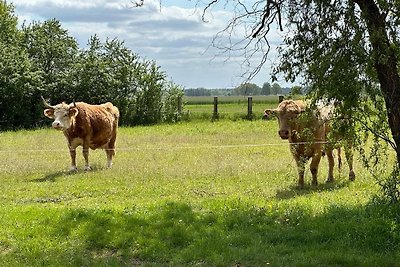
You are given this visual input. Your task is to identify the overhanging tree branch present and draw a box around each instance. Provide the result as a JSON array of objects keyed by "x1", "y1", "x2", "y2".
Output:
[
  {"x1": 252, "y1": 0, "x2": 283, "y2": 38},
  {"x1": 132, "y1": 0, "x2": 144, "y2": 7}
]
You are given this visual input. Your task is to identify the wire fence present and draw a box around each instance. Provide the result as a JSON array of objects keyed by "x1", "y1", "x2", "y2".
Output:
[{"x1": 0, "y1": 141, "x2": 331, "y2": 153}]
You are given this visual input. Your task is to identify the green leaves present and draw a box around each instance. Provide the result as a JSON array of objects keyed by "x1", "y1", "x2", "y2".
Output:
[
  {"x1": 0, "y1": 2, "x2": 183, "y2": 129},
  {"x1": 0, "y1": 1, "x2": 19, "y2": 45}
]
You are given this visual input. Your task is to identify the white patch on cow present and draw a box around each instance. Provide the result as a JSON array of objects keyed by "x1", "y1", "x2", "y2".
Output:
[
  {"x1": 84, "y1": 165, "x2": 92, "y2": 171},
  {"x1": 52, "y1": 109, "x2": 72, "y2": 130},
  {"x1": 69, "y1": 165, "x2": 78, "y2": 172},
  {"x1": 107, "y1": 159, "x2": 113, "y2": 168}
]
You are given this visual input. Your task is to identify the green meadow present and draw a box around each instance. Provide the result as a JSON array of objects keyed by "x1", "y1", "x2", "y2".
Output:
[
  {"x1": 183, "y1": 95, "x2": 279, "y2": 120},
  {"x1": 0, "y1": 112, "x2": 399, "y2": 266}
]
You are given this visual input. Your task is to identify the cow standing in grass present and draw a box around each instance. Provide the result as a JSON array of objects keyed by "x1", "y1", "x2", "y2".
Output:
[
  {"x1": 264, "y1": 99, "x2": 355, "y2": 187},
  {"x1": 42, "y1": 97, "x2": 119, "y2": 171}
]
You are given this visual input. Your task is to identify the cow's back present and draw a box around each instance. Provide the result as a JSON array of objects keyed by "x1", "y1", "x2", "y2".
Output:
[{"x1": 68, "y1": 102, "x2": 119, "y2": 149}]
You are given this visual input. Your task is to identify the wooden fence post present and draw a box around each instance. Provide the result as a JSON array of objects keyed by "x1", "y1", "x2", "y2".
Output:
[
  {"x1": 247, "y1": 96, "x2": 253, "y2": 120},
  {"x1": 213, "y1": 96, "x2": 219, "y2": 120}
]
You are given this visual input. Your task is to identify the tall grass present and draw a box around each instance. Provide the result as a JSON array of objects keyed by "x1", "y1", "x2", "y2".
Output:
[{"x1": 0, "y1": 120, "x2": 399, "y2": 266}]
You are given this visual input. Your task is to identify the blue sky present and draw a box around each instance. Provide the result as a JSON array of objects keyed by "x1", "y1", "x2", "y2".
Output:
[{"x1": 11, "y1": 0, "x2": 290, "y2": 89}]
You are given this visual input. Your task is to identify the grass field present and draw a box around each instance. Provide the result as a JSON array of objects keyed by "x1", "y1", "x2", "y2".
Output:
[{"x1": 1, "y1": 118, "x2": 400, "y2": 266}]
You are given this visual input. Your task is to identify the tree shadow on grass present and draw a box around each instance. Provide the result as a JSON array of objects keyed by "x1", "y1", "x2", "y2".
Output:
[
  {"x1": 31, "y1": 164, "x2": 105, "y2": 182},
  {"x1": 19, "y1": 200, "x2": 400, "y2": 266},
  {"x1": 275, "y1": 180, "x2": 352, "y2": 200}
]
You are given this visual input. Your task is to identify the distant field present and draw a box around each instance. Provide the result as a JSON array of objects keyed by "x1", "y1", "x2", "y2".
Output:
[
  {"x1": 183, "y1": 95, "x2": 281, "y2": 120},
  {"x1": 184, "y1": 95, "x2": 280, "y2": 105},
  {"x1": 184, "y1": 102, "x2": 277, "y2": 120}
]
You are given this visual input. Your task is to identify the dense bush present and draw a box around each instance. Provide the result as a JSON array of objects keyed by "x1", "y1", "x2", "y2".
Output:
[
  {"x1": 0, "y1": 1, "x2": 184, "y2": 130},
  {"x1": 162, "y1": 82, "x2": 185, "y2": 123}
]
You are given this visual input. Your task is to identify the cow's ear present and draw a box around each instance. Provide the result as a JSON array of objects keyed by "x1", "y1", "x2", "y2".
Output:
[
  {"x1": 263, "y1": 108, "x2": 277, "y2": 119},
  {"x1": 69, "y1": 107, "x2": 79, "y2": 118},
  {"x1": 44, "y1": 109, "x2": 54, "y2": 119}
]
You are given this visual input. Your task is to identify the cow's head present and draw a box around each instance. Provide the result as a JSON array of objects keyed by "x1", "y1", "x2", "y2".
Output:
[
  {"x1": 266, "y1": 100, "x2": 305, "y2": 140},
  {"x1": 42, "y1": 96, "x2": 79, "y2": 131}
]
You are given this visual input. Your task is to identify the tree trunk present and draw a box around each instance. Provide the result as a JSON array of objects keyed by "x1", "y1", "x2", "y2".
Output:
[{"x1": 354, "y1": 0, "x2": 400, "y2": 167}]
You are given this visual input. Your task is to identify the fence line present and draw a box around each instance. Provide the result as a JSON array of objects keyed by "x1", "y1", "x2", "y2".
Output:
[
  {"x1": 208, "y1": 95, "x2": 285, "y2": 120},
  {"x1": 0, "y1": 141, "x2": 331, "y2": 153}
]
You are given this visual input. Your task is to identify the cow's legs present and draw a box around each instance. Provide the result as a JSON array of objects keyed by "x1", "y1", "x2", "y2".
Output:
[
  {"x1": 294, "y1": 157, "x2": 306, "y2": 188},
  {"x1": 69, "y1": 147, "x2": 77, "y2": 171},
  {"x1": 82, "y1": 143, "x2": 91, "y2": 171},
  {"x1": 337, "y1": 147, "x2": 342, "y2": 169},
  {"x1": 310, "y1": 153, "x2": 322, "y2": 186},
  {"x1": 345, "y1": 146, "x2": 355, "y2": 181},
  {"x1": 105, "y1": 146, "x2": 115, "y2": 168},
  {"x1": 105, "y1": 131, "x2": 117, "y2": 168},
  {"x1": 326, "y1": 148, "x2": 335, "y2": 183}
]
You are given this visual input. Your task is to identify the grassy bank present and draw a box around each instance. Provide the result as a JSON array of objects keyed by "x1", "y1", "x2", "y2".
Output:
[{"x1": 0, "y1": 120, "x2": 399, "y2": 266}]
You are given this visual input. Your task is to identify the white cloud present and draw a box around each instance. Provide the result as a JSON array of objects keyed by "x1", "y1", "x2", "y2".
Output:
[{"x1": 11, "y1": 0, "x2": 291, "y2": 88}]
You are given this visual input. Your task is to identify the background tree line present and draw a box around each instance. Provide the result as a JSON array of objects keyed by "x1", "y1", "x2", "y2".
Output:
[
  {"x1": 184, "y1": 82, "x2": 303, "y2": 96},
  {"x1": 0, "y1": 1, "x2": 183, "y2": 130}
]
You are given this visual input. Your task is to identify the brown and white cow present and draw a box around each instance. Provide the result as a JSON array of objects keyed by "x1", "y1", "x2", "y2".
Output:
[
  {"x1": 42, "y1": 97, "x2": 119, "y2": 171},
  {"x1": 264, "y1": 99, "x2": 355, "y2": 187}
]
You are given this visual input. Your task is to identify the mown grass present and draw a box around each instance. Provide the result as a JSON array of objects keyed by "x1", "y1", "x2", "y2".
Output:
[{"x1": 0, "y1": 119, "x2": 399, "y2": 266}]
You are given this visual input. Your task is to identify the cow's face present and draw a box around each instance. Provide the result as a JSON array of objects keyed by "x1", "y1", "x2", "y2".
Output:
[
  {"x1": 44, "y1": 102, "x2": 79, "y2": 131},
  {"x1": 269, "y1": 100, "x2": 303, "y2": 140}
]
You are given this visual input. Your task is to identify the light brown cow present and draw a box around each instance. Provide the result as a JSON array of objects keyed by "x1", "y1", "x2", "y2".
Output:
[
  {"x1": 264, "y1": 99, "x2": 355, "y2": 187},
  {"x1": 42, "y1": 97, "x2": 119, "y2": 171}
]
